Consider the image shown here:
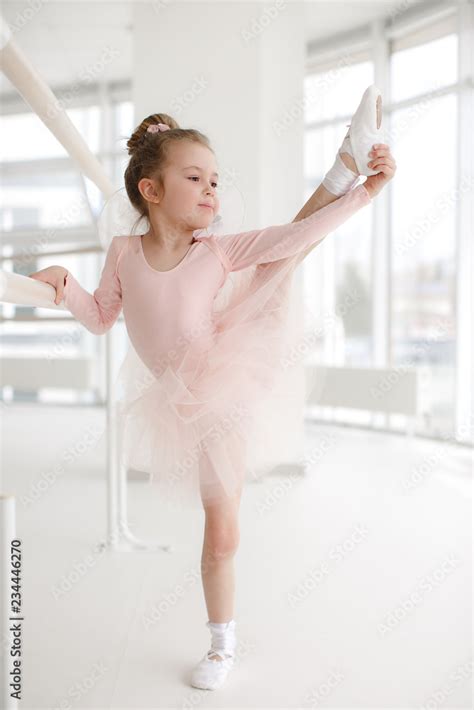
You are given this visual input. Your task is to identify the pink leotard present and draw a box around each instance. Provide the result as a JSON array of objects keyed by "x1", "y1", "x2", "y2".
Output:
[{"x1": 62, "y1": 184, "x2": 371, "y2": 377}]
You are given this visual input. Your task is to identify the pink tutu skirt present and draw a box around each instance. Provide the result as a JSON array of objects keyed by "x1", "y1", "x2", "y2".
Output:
[{"x1": 112, "y1": 249, "x2": 318, "y2": 511}]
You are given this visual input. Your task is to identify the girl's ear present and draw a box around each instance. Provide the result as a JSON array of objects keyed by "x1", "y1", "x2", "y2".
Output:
[{"x1": 138, "y1": 177, "x2": 160, "y2": 203}]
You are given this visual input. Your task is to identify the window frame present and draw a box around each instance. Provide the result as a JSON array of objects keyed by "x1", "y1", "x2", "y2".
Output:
[
  {"x1": 0, "y1": 82, "x2": 133, "y2": 405},
  {"x1": 304, "y1": 1, "x2": 473, "y2": 444}
]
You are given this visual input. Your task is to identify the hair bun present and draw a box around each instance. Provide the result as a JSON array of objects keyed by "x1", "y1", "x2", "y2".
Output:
[{"x1": 126, "y1": 113, "x2": 180, "y2": 156}]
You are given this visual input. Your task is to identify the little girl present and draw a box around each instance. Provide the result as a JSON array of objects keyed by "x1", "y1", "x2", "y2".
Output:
[{"x1": 29, "y1": 87, "x2": 396, "y2": 690}]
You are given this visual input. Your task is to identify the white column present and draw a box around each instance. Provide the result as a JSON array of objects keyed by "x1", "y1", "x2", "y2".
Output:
[
  {"x1": 371, "y1": 18, "x2": 391, "y2": 430},
  {"x1": 133, "y1": 1, "x2": 306, "y2": 224}
]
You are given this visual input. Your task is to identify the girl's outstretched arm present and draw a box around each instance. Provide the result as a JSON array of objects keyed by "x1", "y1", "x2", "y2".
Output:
[
  {"x1": 59, "y1": 236, "x2": 127, "y2": 334},
  {"x1": 214, "y1": 183, "x2": 372, "y2": 273},
  {"x1": 28, "y1": 237, "x2": 124, "y2": 335},
  {"x1": 214, "y1": 144, "x2": 396, "y2": 273}
]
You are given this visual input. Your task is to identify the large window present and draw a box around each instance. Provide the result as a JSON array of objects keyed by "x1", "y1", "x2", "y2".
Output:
[
  {"x1": 304, "y1": 7, "x2": 471, "y2": 441},
  {"x1": 304, "y1": 61, "x2": 374, "y2": 370},
  {"x1": 390, "y1": 33, "x2": 458, "y2": 103},
  {"x1": 0, "y1": 86, "x2": 134, "y2": 404},
  {"x1": 390, "y1": 34, "x2": 458, "y2": 437}
]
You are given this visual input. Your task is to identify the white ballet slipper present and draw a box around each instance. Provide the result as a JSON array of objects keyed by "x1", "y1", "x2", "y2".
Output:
[
  {"x1": 338, "y1": 83, "x2": 384, "y2": 177},
  {"x1": 190, "y1": 619, "x2": 237, "y2": 690}
]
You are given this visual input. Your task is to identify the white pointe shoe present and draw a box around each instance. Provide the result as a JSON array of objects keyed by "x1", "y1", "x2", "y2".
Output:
[
  {"x1": 190, "y1": 619, "x2": 237, "y2": 690},
  {"x1": 339, "y1": 83, "x2": 384, "y2": 176}
]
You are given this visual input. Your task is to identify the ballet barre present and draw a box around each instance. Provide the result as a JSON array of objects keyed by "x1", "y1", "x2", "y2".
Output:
[
  {"x1": 0, "y1": 10, "x2": 171, "y2": 579},
  {"x1": 0, "y1": 269, "x2": 172, "y2": 555}
]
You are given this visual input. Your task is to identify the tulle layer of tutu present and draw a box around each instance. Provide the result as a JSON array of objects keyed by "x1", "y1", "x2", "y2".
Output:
[{"x1": 111, "y1": 251, "x2": 319, "y2": 511}]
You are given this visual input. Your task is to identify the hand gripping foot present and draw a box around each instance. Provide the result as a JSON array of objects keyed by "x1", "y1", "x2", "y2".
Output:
[{"x1": 322, "y1": 84, "x2": 384, "y2": 196}]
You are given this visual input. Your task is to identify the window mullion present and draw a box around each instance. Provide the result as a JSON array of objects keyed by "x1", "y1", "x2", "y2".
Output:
[{"x1": 455, "y1": 0, "x2": 474, "y2": 443}]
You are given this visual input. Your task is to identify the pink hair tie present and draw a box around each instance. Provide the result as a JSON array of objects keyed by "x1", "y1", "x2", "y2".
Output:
[{"x1": 147, "y1": 123, "x2": 171, "y2": 133}]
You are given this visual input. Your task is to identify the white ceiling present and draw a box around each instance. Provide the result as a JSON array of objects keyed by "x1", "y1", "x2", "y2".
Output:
[
  {"x1": 0, "y1": 1, "x2": 133, "y2": 96},
  {"x1": 0, "y1": 0, "x2": 420, "y2": 97}
]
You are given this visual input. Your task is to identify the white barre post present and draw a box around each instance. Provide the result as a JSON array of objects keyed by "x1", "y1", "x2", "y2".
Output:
[
  {"x1": 0, "y1": 11, "x2": 172, "y2": 553},
  {"x1": 0, "y1": 270, "x2": 172, "y2": 552}
]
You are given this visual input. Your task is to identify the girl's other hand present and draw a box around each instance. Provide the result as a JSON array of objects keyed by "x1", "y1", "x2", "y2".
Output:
[
  {"x1": 28, "y1": 265, "x2": 68, "y2": 305},
  {"x1": 363, "y1": 144, "x2": 397, "y2": 199}
]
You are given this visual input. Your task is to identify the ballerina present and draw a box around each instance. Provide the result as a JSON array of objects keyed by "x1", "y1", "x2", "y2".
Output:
[{"x1": 28, "y1": 84, "x2": 396, "y2": 690}]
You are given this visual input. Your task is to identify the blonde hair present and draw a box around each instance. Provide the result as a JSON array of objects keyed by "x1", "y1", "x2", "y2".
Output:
[{"x1": 123, "y1": 112, "x2": 213, "y2": 233}]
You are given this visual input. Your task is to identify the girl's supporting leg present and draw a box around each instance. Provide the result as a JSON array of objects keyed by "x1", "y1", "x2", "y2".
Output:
[
  {"x1": 292, "y1": 182, "x2": 341, "y2": 221},
  {"x1": 200, "y1": 487, "x2": 243, "y2": 660},
  {"x1": 289, "y1": 182, "x2": 349, "y2": 265}
]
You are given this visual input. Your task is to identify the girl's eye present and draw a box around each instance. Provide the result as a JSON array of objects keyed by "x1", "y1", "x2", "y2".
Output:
[{"x1": 188, "y1": 177, "x2": 218, "y2": 188}]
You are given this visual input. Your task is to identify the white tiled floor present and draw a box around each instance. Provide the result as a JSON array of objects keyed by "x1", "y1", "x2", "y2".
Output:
[{"x1": 2, "y1": 404, "x2": 472, "y2": 709}]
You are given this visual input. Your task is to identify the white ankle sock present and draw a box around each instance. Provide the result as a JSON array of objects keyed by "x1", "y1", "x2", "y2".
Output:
[
  {"x1": 190, "y1": 619, "x2": 237, "y2": 690},
  {"x1": 322, "y1": 147, "x2": 360, "y2": 197},
  {"x1": 207, "y1": 619, "x2": 236, "y2": 659},
  {"x1": 208, "y1": 621, "x2": 231, "y2": 630}
]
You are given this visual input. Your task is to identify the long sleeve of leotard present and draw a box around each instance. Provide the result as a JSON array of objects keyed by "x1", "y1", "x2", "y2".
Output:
[
  {"x1": 61, "y1": 235, "x2": 126, "y2": 335},
  {"x1": 215, "y1": 183, "x2": 372, "y2": 272}
]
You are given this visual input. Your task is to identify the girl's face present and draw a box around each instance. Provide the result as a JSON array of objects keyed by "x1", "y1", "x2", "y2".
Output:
[{"x1": 140, "y1": 141, "x2": 220, "y2": 233}]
